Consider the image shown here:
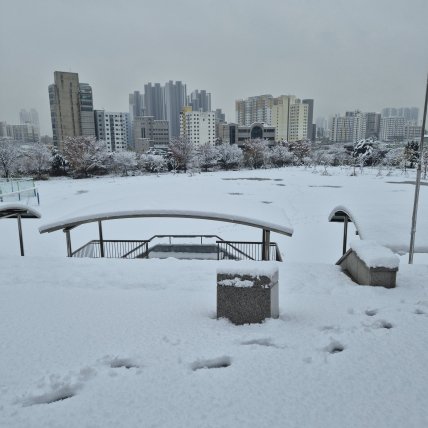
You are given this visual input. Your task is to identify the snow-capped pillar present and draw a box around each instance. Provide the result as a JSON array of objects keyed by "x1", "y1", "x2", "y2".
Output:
[{"x1": 217, "y1": 265, "x2": 279, "y2": 324}]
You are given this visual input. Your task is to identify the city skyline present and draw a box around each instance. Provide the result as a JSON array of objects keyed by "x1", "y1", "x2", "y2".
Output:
[{"x1": 1, "y1": 0, "x2": 428, "y2": 136}]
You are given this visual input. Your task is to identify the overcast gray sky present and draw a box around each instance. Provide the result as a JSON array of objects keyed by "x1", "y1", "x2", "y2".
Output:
[{"x1": 1, "y1": 0, "x2": 427, "y2": 135}]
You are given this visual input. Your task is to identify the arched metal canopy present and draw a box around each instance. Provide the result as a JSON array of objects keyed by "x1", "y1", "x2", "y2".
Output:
[
  {"x1": 39, "y1": 209, "x2": 293, "y2": 236},
  {"x1": 39, "y1": 208, "x2": 293, "y2": 260},
  {"x1": 0, "y1": 203, "x2": 41, "y2": 256}
]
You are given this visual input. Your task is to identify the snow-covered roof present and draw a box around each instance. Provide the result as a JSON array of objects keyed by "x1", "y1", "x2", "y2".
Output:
[
  {"x1": 0, "y1": 203, "x2": 41, "y2": 219},
  {"x1": 39, "y1": 199, "x2": 293, "y2": 236},
  {"x1": 329, "y1": 203, "x2": 428, "y2": 254}
]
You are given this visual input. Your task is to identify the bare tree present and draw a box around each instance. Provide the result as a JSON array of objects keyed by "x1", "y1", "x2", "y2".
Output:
[
  {"x1": 288, "y1": 140, "x2": 311, "y2": 165},
  {"x1": 63, "y1": 136, "x2": 109, "y2": 178},
  {"x1": 243, "y1": 139, "x2": 270, "y2": 169},
  {"x1": 20, "y1": 142, "x2": 52, "y2": 178},
  {"x1": 0, "y1": 138, "x2": 20, "y2": 179},
  {"x1": 168, "y1": 137, "x2": 196, "y2": 172}
]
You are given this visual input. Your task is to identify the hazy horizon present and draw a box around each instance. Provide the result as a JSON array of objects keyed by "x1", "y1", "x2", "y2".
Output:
[{"x1": 1, "y1": 0, "x2": 427, "y2": 136}]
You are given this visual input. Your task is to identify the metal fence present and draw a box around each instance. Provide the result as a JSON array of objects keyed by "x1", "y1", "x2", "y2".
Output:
[
  {"x1": 0, "y1": 179, "x2": 39, "y2": 204},
  {"x1": 217, "y1": 241, "x2": 282, "y2": 261},
  {"x1": 72, "y1": 240, "x2": 149, "y2": 258},
  {"x1": 71, "y1": 236, "x2": 283, "y2": 261}
]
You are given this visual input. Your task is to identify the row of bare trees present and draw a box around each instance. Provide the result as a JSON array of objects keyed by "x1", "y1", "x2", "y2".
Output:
[{"x1": 1, "y1": 136, "x2": 426, "y2": 179}]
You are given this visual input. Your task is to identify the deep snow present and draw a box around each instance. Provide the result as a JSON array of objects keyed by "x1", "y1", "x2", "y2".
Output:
[{"x1": 0, "y1": 166, "x2": 427, "y2": 427}]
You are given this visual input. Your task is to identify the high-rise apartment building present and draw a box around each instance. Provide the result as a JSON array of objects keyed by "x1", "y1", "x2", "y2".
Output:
[
  {"x1": 129, "y1": 91, "x2": 144, "y2": 122},
  {"x1": 143, "y1": 83, "x2": 166, "y2": 120},
  {"x1": 94, "y1": 110, "x2": 131, "y2": 151},
  {"x1": 79, "y1": 83, "x2": 95, "y2": 137},
  {"x1": 180, "y1": 109, "x2": 215, "y2": 146},
  {"x1": 271, "y1": 95, "x2": 296, "y2": 141},
  {"x1": 188, "y1": 90, "x2": 211, "y2": 112},
  {"x1": 288, "y1": 102, "x2": 309, "y2": 142},
  {"x1": 379, "y1": 117, "x2": 405, "y2": 142},
  {"x1": 382, "y1": 107, "x2": 419, "y2": 123},
  {"x1": 19, "y1": 108, "x2": 39, "y2": 128},
  {"x1": 48, "y1": 71, "x2": 95, "y2": 149},
  {"x1": 364, "y1": 112, "x2": 381, "y2": 139},
  {"x1": 0, "y1": 122, "x2": 40, "y2": 143},
  {"x1": 49, "y1": 71, "x2": 81, "y2": 149},
  {"x1": 235, "y1": 95, "x2": 273, "y2": 126},
  {"x1": 237, "y1": 94, "x2": 313, "y2": 142},
  {"x1": 164, "y1": 81, "x2": 187, "y2": 138},
  {"x1": 329, "y1": 111, "x2": 365, "y2": 143},
  {"x1": 302, "y1": 99, "x2": 315, "y2": 141}
]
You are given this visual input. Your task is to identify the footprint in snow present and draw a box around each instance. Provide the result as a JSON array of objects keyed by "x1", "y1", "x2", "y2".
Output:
[
  {"x1": 365, "y1": 309, "x2": 378, "y2": 316},
  {"x1": 20, "y1": 367, "x2": 96, "y2": 406},
  {"x1": 190, "y1": 356, "x2": 231, "y2": 371},
  {"x1": 241, "y1": 338, "x2": 283, "y2": 348},
  {"x1": 372, "y1": 320, "x2": 393, "y2": 330},
  {"x1": 324, "y1": 340, "x2": 345, "y2": 354}
]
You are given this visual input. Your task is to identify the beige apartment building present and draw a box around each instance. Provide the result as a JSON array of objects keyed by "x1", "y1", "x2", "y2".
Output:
[{"x1": 236, "y1": 94, "x2": 311, "y2": 142}]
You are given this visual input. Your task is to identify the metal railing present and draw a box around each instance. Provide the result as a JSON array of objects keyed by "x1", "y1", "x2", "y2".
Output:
[
  {"x1": 0, "y1": 179, "x2": 40, "y2": 205},
  {"x1": 71, "y1": 235, "x2": 283, "y2": 261},
  {"x1": 217, "y1": 241, "x2": 282, "y2": 261},
  {"x1": 72, "y1": 240, "x2": 149, "y2": 258}
]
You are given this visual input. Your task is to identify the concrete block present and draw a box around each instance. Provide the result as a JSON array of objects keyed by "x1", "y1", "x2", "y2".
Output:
[
  {"x1": 337, "y1": 249, "x2": 398, "y2": 289},
  {"x1": 217, "y1": 270, "x2": 279, "y2": 325}
]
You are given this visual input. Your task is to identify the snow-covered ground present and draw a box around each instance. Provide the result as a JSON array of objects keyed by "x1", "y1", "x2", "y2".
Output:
[{"x1": 1, "y1": 167, "x2": 427, "y2": 427}]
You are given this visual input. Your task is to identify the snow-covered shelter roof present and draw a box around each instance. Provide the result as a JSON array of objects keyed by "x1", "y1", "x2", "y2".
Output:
[
  {"x1": 0, "y1": 203, "x2": 41, "y2": 219},
  {"x1": 329, "y1": 203, "x2": 428, "y2": 254},
  {"x1": 39, "y1": 199, "x2": 293, "y2": 236}
]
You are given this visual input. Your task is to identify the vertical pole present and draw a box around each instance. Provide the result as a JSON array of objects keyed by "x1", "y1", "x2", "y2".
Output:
[
  {"x1": 98, "y1": 221, "x2": 105, "y2": 257},
  {"x1": 17, "y1": 182, "x2": 20, "y2": 201},
  {"x1": 17, "y1": 215, "x2": 24, "y2": 256},
  {"x1": 262, "y1": 229, "x2": 271, "y2": 261},
  {"x1": 65, "y1": 230, "x2": 72, "y2": 257},
  {"x1": 409, "y1": 74, "x2": 428, "y2": 264},
  {"x1": 343, "y1": 216, "x2": 349, "y2": 255}
]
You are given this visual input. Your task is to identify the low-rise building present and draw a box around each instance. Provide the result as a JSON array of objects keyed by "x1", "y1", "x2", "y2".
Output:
[{"x1": 133, "y1": 116, "x2": 170, "y2": 153}]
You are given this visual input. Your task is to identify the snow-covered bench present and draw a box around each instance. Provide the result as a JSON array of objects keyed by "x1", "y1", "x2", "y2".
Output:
[
  {"x1": 217, "y1": 264, "x2": 279, "y2": 324},
  {"x1": 336, "y1": 240, "x2": 399, "y2": 289}
]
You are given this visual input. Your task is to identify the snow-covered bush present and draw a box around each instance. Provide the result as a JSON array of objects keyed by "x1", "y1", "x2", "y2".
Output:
[
  {"x1": 110, "y1": 151, "x2": 137, "y2": 176},
  {"x1": 168, "y1": 137, "x2": 196, "y2": 172},
  {"x1": 196, "y1": 142, "x2": 219, "y2": 172},
  {"x1": 139, "y1": 153, "x2": 167, "y2": 174},
  {"x1": 270, "y1": 144, "x2": 294, "y2": 167},
  {"x1": 217, "y1": 143, "x2": 243, "y2": 170}
]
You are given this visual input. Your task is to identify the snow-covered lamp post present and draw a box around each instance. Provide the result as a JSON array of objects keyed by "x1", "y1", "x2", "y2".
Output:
[{"x1": 409, "y1": 74, "x2": 428, "y2": 264}]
